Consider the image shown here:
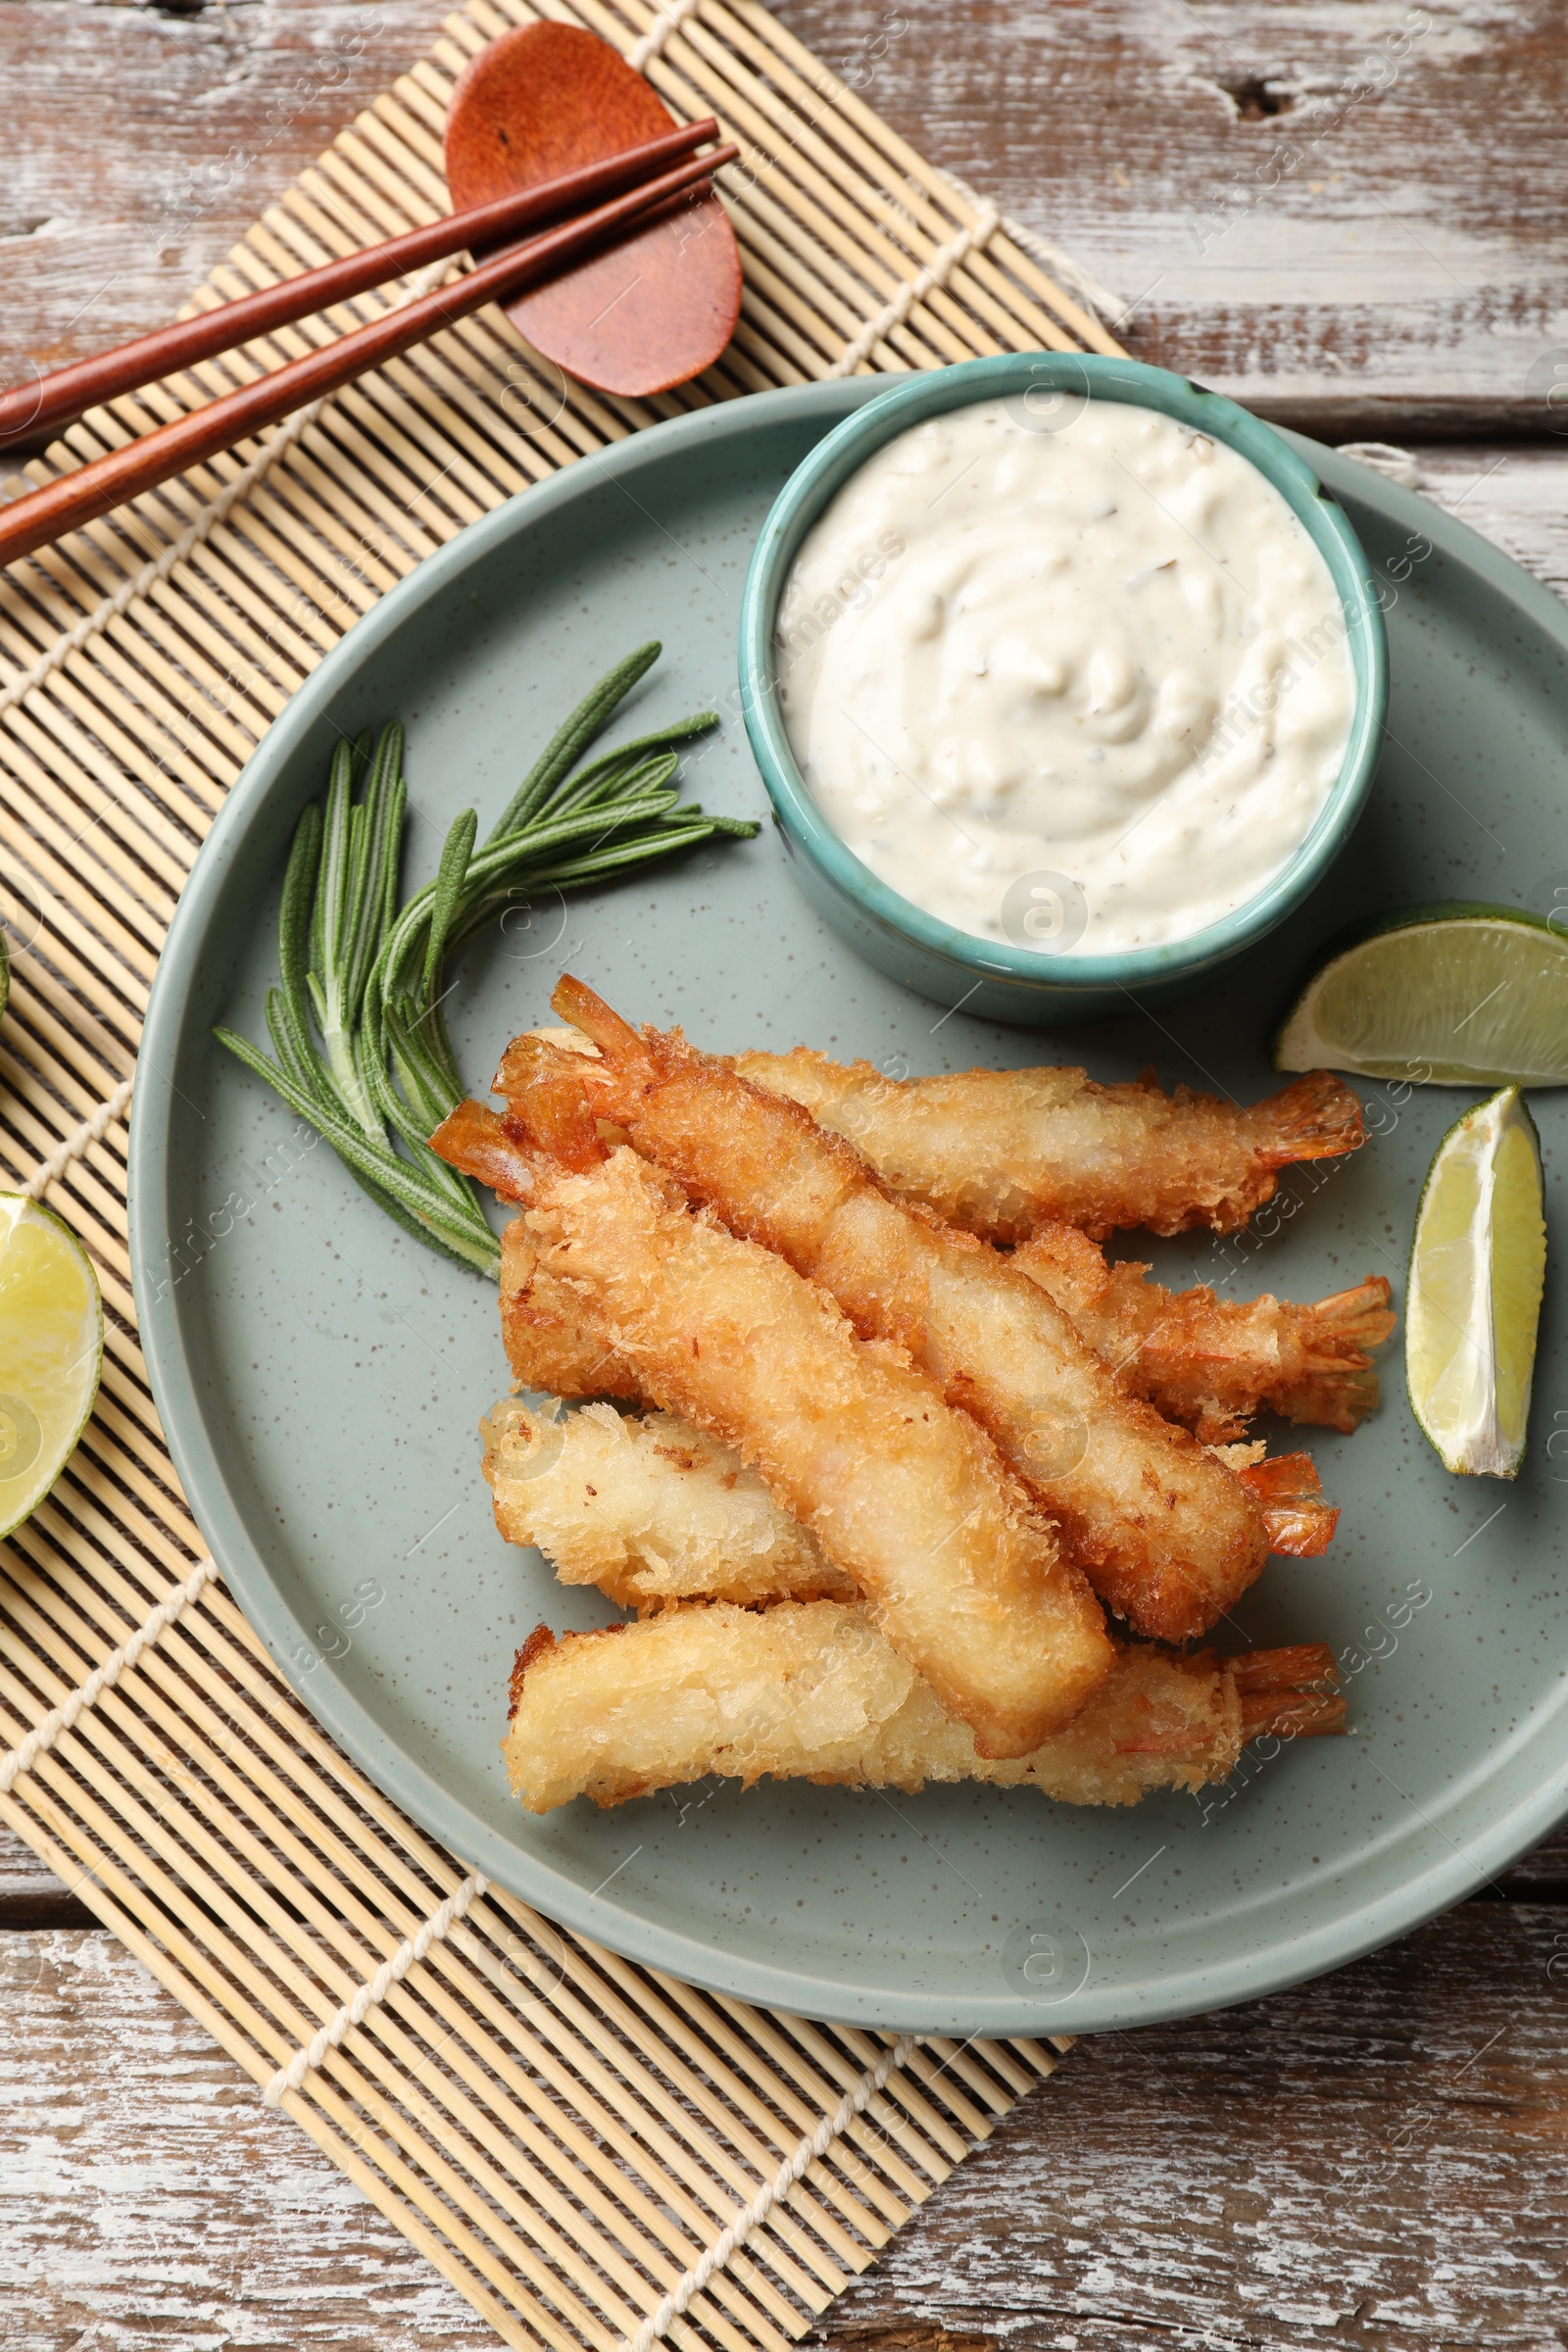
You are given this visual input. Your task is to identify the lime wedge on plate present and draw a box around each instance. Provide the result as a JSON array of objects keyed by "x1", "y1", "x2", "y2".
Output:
[
  {"x1": 1405, "y1": 1086, "x2": 1546, "y2": 1478},
  {"x1": 0, "y1": 1193, "x2": 102, "y2": 1538},
  {"x1": 1274, "y1": 905, "x2": 1568, "y2": 1084}
]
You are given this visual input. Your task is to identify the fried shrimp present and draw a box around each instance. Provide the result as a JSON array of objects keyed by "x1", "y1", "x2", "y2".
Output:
[
  {"x1": 495, "y1": 1173, "x2": 1380, "y2": 1466},
  {"x1": 1015, "y1": 1224, "x2": 1396, "y2": 1444},
  {"x1": 493, "y1": 1393, "x2": 1331, "y2": 1663},
  {"x1": 500, "y1": 1049, "x2": 1388, "y2": 1441},
  {"x1": 510, "y1": 979, "x2": 1298, "y2": 1642},
  {"x1": 503, "y1": 1605, "x2": 1346, "y2": 1814},
  {"x1": 484, "y1": 1395, "x2": 857, "y2": 1609},
  {"x1": 734, "y1": 1047, "x2": 1363, "y2": 1243},
  {"x1": 433, "y1": 1103, "x2": 1112, "y2": 1756},
  {"x1": 498, "y1": 1217, "x2": 640, "y2": 1402}
]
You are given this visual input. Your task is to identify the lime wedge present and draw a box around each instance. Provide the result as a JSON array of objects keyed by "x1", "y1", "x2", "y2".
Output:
[
  {"x1": 1274, "y1": 905, "x2": 1568, "y2": 1085},
  {"x1": 1405, "y1": 1086, "x2": 1546, "y2": 1478},
  {"x1": 0, "y1": 1194, "x2": 102, "y2": 1538}
]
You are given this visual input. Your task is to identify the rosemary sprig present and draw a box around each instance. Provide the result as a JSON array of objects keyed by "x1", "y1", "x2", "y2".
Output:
[{"x1": 216, "y1": 643, "x2": 756, "y2": 1281}]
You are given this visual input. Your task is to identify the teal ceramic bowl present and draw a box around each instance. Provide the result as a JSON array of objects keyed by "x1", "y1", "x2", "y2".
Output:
[{"x1": 738, "y1": 352, "x2": 1390, "y2": 1026}]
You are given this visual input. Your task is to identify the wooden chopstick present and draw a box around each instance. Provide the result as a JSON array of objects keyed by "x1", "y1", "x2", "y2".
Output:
[
  {"x1": 0, "y1": 144, "x2": 736, "y2": 570},
  {"x1": 0, "y1": 121, "x2": 720, "y2": 452}
]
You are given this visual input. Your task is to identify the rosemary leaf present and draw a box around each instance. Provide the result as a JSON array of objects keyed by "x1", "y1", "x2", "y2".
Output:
[
  {"x1": 420, "y1": 806, "x2": 478, "y2": 1000},
  {"x1": 278, "y1": 801, "x2": 321, "y2": 1037},
  {"x1": 218, "y1": 644, "x2": 758, "y2": 1282},
  {"x1": 264, "y1": 987, "x2": 322, "y2": 1104},
  {"x1": 219, "y1": 1027, "x2": 500, "y2": 1265},
  {"x1": 345, "y1": 724, "x2": 405, "y2": 1023},
  {"x1": 485, "y1": 641, "x2": 661, "y2": 843}
]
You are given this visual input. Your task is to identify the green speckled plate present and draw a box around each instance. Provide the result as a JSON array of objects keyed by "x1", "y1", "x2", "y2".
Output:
[{"x1": 130, "y1": 384, "x2": 1568, "y2": 2034}]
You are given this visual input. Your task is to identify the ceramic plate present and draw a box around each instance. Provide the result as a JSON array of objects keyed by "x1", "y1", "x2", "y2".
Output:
[{"x1": 130, "y1": 383, "x2": 1568, "y2": 2034}]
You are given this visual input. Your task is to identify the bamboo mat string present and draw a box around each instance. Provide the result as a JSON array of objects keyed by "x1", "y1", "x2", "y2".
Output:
[
  {"x1": 624, "y1": 2033, "x2": 920, "y2": 2352},
  {"x1": 627, "y1": 0, "x2": 706, "y2": 72},
  {"x1": 21, "y1": 1074, "x2": 134, "y2": 1201},
  {"x1": 936, "y1": 166, "x2": 1124, "y2": 333},
  {"x1": 0, "y1": 1555, "x2": 215, "y2": 1798},
  {"x1": 264, "y1": 1866, "x2": 490, "y2": 2107},
  {"x1": 825, "y1": 203, "x2": 1001, "y2": 377}
]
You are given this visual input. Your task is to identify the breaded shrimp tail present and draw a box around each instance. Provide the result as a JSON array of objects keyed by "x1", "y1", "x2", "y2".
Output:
[
  {"x1": 1273, "y1": 1281, "x2": 1399, "y2": 1430},
  {"x1": 503, "y1": 1605, "x2": 1346, "y2": 1814},
  {"x1": 523, "y1": 978, "x2": 1278, "y2": 1644},
  {"x1": 432, "y1": 1102, "x2": 639, "y2": 1401},
  {"x1": 733, "y1": 1047, "x2": 1364, "y2": 1243},
  {"x1": 1014, "y1": 1224, "x2": 1396, "y2": 1443},
  {"x1": 431, "y1": 1099, "x2": 540, "y2": 1203},
  {"x1": 1251, "y1": 1070, "x2": 1364, "y2": 1170},
  {"x1": 1231, "y1": 1452, "x2": 1339, "y2": 1557},
  {"x1": 434, "y1": 1104, "x2": 1112, "y2": 1756},
  {"x1": 1231, "y1": 1643, "x2": 1347, "y2": 1741}
]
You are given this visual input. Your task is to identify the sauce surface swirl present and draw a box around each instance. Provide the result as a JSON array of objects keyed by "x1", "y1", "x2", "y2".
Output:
[{"x1": 776, "y1": 395, "x2": 1357, "y2": 956}]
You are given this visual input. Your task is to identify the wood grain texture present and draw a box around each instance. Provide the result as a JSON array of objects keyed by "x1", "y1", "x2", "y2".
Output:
[
  {"x1": 0, "y1": 0, "x2": 453, "y2": 383},
  {"x1": 773, "y1": 0, "x2": 1568, "y2": 439},
  {"x1": 1416, "y1": 443, "x2": 1568, "y2": 594},
  {"x1": 0, "y1": 1928, "x2": 494, "y2": 2351},
  {"x1": 0, "y1": 1825, "x2": 92, "y2": 1931},
  {"x1": 3, "y1": 1902, "x2": 1565, "y2": 2350},
  {"x1": 5, "y1": 0, "x2": 1568, "y2": 437},
  {"x1": 804, "y1": 1903, "x2": 1568, "y2": 2352}
]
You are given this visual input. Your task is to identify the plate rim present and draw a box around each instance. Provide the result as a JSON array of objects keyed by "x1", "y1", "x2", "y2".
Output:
[{"x1": 129, "y1": 382, "x2": 1568, "y2": 2033}]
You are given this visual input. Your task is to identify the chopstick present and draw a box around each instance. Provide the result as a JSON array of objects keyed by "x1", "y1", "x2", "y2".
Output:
[
  {"x1": 0, "y1": 120, "x2": 721, "y2": 451},
  {"x1": 0, "y1": 142, "x2": 736, "y2": 570}
]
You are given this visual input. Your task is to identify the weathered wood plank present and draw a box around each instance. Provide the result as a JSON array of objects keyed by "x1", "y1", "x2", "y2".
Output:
[
  {"x1": 809, "y1": 1901, "x2": 1568, "y2": 2352},
  {"x1": 0, "y1": 1826, "x2": 92, "y2": 1931},
  {"x1": 0, "y1": 1929, "x2": 493, "y2": 2350},
  {"x1": 776, "y1": 0, "x2": 1568, "y2": 438},
  {"x1": 1490, "y1": 1825, "x2": 1568, "y2": 1896},
  {"x1": 5, "y1": 0, "x2": 1568, "y2": 436},
  {"x1": 3, "y1": 1903, "x2": 1565, "y2": 2350},
  {"x1": 0, "y1": 0, "x2": 453, "y2": 387},
  {"x1": 1414, "y1": 442, "x2": 1568, "y2": 597}
]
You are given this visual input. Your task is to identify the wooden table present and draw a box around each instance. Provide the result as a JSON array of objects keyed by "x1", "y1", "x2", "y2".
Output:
[{"x1": 4, "y1": 3, "x2": 1568, "y2": 2343}]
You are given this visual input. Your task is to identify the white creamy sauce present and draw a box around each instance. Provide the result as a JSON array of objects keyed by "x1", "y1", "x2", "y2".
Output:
[{"x1": 776, "y1": 395, "x2": 1357, "y2": 955}]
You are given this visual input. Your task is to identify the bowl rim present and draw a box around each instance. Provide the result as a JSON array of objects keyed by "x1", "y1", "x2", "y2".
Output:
[{"x1": 737, "y1": 351, "x2": 1391, "y2": 993}]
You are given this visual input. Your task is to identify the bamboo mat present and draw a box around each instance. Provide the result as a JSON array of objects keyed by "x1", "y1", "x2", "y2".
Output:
[{"x1": 0, "y1": 3, "x2": 1122, "y2": 2340}]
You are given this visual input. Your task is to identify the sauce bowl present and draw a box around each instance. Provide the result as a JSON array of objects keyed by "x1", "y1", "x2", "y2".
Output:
[{"x1": 737, "y1": 353, "x2": 1389, "y2": 1026}]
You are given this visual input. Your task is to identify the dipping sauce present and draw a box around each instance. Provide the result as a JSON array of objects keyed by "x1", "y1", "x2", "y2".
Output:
[{"x1": 776, "y1": 395, "x2": 1357, "y2": 956}]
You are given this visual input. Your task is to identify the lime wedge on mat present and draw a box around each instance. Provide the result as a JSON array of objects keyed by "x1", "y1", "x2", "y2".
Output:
[
  {"x1": 1405, "y1": 1086, "x2": 1546, "y2": 1478},
  {"x1": 0, "y1": 1194, "x2": 102, "y2": 1539},
  {"x1": 1274, "y1": 905, "x2": 1568, "y2": 1085}
]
